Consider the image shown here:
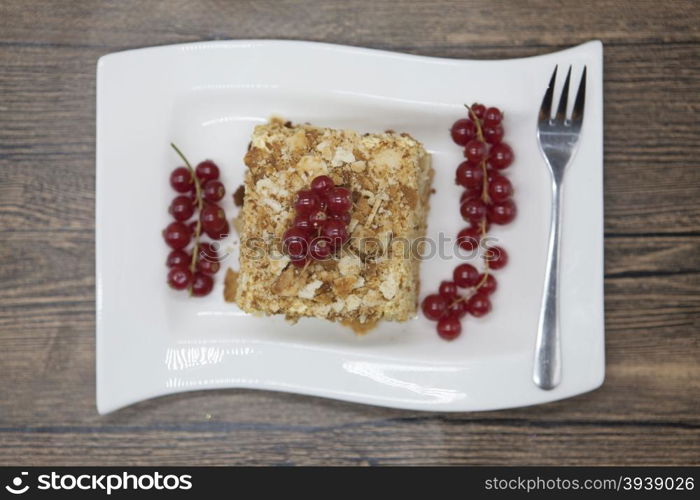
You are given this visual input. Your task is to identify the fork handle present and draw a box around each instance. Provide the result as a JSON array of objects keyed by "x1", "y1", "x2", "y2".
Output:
[{"x1": 533, "y1": 178, "x2": 563, "y2": 390}]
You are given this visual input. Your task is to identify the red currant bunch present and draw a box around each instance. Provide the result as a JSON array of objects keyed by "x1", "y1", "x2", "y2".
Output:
[
  {"x1": 423, "y1": 103, "x2": 515, "y2": 340},
  {"x1": 283, "y1": 175, "x2": 352, "y2": 267},
  {"x1": 421, "y1": 264, "x2": 498, "y2": 340},
  {"x1": 164, "y1": 144, "x2": 227, "y2": 296}
]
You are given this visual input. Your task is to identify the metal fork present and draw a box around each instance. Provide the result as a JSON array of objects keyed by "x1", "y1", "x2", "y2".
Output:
[{"x1": 533, "y1": 65, "x2": 587, "y2": 390}]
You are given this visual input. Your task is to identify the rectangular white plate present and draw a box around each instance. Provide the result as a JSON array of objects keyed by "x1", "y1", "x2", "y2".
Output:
[{"x1": 96, "y1": 40, "x2": 604, "y2": 414}]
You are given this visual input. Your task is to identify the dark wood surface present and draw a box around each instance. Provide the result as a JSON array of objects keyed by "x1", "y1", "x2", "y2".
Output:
[{"x1": 1, "y1": 0, "x2": 699, "y2": 466}]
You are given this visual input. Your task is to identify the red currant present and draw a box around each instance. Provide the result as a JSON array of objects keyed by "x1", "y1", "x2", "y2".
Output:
[
  {"x1": 460, "y1": 197, "x2": 487, "y2": 223},
  {"x1": 202, "y1": 179, "x2": 225, "y2": 202},
  {"x1": 326, "y1": 187, "x2": 352, "y2": 214},
  {"x1": 167, "y1": 266, "x2": 192, "y2": 290},
  {"x1": 169, "y1": 195, "x2": 195, "y2": 221},
  {"x1": 421, "y1": 294, "x2": 448, "y2": 321},
  {"x1": 488, "y1": 175, "x2": 513, "y2": 203},
  {"x1": 167, "y1": 249, "x2": 190, "y2": 268},
  {"x1": 489, "y1": 143, "x2": 514, "y2": 169},
  {"x1": 308, "y1": 210, "x2": 328, "y2": 230},
  {"x1": 163, "y1": 221, "x2": 191, "y2": 250},
  {"x1": 483, "y1": 107, "x2": 502, "y2": 125},
  {"x1": 460, "y1": 188, "x2": 482, "y2": 206},
  {"x1": 455, "y1": 161, "x2": 483, "y2": 189},
  {"x1": 197, "y1": 242, "x2": 218, "y2": 261},
  {"x1": 483, "y1": 124, "x2": 504, "y2": 144},
  {"x1": 438, "y1": 280, "x2": 458, "y2": 299},
  {"x1": 283, "y1": 228, "x2": 309, "y2": 259},
  {"x1": 450, "y1": 119, "x2": 476, "y2": 146},
  {"x1": 309, "y1": 237, "x2": 332, "y2": 260},
  {"x1": 195, "y1": 160, "x2": 220, "y2": 183},
  {"x1": 204, "y1": 220, "x2": 229, "y2": 240},
  {"x1": 448, "y1": 299, "x2": 469, "y2": 319},
  {"x1": 329, "y1": 212, "x2": 351, "y2": 224},
  {"x1": 487, "y1": 199, "x2": 517, "y2": 225},
  {"x1": 310, "y1": 175, "x2": 334, "y2": 194},
  {"x1": 320, "y1": 219, "x2": 349, "y2": 247},
  {"x1": 294, "y1": 189, "x2": 321, "y2": 215},
  {"x1": 453, "y1": 263, "x2": 479, "y2": 288},
  {"x1": 293, "y1": 214, "x2": 313, "y2": 233},
  {"x1": 197, "y1": 257, "x2": 221, "y2": 274},
  {"x1": 467, "y1": 293, "x2": 491, "y2": 317},
  {"x1": 457, "y1": 226, "x2": 481, "y2": 251},
  {"x1": 200, "y1": 203, "x2": 227, "y2": 232},
  {"x1": 464, "y1": 140, "x2": 487, "y2": 164},
  {"x1": 437, "y1": 316, "x2": 462, "y2": 340},
  {"x1": 170, "y1": 167, "x2": 194, "y2": 193},
  {"x1": 477, "y1": 274, "x2": 497, "y2": 295},
  {"x1": 191, "y1": 272, "x2": 214, "y2": 296},
  {"x1": 291, "y1": 256, "x2": 307, "y2": 268},
  {"x1": 471, "y1": 103, "x2": 486, "y2": 119},
  {"x1": 486, "y1": 246, "x2": 508, "y2": 270}
]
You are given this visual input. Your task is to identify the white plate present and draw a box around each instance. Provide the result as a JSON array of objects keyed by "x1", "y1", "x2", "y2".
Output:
[{"x1": 96, "y1": 40, "x2": 604, "y2": 414}]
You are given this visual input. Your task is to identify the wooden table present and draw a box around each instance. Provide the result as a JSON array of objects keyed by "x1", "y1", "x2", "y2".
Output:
[{"x1": 1, "y1": 0, "x2": 698, "y2": 466}]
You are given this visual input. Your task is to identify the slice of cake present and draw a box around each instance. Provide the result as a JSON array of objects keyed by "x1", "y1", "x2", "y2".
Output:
[{"x1": 233, "y1": 117, "x2": 433, "y2": 330}]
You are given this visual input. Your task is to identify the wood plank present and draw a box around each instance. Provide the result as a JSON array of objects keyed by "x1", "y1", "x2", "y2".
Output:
[
  {"x1": 0, "y1": 0, "x2": 699, "y2": 50},
  {"x1": 0, "y1": 421, "x2": 697, "y2": 465}
]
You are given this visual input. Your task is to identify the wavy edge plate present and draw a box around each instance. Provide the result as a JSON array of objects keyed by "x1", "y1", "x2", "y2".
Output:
[{"x1": 96, "y1": 40, "x2": 604, "y2": 414}]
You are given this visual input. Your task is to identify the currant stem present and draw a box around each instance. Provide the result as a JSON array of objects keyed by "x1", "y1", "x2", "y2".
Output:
[
  {"x1": 466, "y1": 105, "x2": 485, "y2": 143},
  {"x1": 170, "y1": 143, "x2": 203, "y2": 291},
  {"x1": 465, "y1": 106, "x2": 492, "y2": 286},
  {"x1": 475, "y1": 270, "x2": 489, "y2": 289},
  {"x1": 450, "y1": 296, "x2": 467, "y2": 306},
  {"x1": 450, "y1": 274, "x2": 491, "y2": 306},
  {"x1": 466, "y1": 105, "x2": 492, "y2": 208}
]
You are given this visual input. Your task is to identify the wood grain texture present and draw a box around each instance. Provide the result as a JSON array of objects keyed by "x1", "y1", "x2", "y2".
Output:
[{"x1": 0, "y1": 0, "x2": 699, "y2": 466}]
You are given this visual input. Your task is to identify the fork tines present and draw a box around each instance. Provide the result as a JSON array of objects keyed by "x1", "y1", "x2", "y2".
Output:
[{"x1": 539, "y1": 65, "x2": 587, "y2": 125}]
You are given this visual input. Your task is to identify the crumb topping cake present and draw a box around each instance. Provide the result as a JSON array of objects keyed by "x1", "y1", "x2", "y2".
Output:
[{"x1": 230, "y1": 117, "x2": 433, "y2": 331}]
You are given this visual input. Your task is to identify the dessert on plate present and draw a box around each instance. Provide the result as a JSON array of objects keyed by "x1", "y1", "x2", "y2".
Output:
[{"x1": 230, "y1": 117, "x2": 433, "y2": 331}]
